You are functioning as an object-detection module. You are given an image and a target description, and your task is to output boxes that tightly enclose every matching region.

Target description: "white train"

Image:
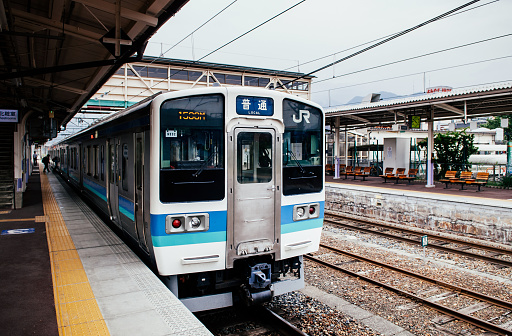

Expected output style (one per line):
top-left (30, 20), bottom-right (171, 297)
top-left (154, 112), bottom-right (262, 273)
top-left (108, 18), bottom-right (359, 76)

top-left (50, 87), bottom-right (324, 311)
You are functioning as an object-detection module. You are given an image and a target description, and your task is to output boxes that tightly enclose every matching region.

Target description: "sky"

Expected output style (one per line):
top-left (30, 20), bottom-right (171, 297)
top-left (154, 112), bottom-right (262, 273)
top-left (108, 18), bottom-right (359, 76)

top-left (144, 0), bottom-right (512, 108)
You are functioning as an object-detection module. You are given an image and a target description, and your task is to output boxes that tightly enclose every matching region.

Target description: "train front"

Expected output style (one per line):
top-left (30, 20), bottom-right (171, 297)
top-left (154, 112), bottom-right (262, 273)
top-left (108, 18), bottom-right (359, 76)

top-left (149, 88), bottom-right (324, 311)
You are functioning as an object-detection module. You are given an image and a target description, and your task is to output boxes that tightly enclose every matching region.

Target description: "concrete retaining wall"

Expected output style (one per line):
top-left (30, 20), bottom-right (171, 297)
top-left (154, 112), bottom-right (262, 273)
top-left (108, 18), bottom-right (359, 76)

top-left (326, 185), bottom-right (512, 245)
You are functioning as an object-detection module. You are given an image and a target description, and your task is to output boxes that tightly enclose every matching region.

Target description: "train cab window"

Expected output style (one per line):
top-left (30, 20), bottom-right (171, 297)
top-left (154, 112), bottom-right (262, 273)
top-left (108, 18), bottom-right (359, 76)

top-left (159, 94), bottom-right (225, 202)
top-left (282, 99), bottom-right (323, 195)
top-left (237, 132), bottom-right (272, 184)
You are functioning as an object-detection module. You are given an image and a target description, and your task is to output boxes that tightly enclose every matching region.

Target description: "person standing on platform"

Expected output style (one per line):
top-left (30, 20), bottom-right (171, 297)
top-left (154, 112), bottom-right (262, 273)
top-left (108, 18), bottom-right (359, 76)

top-left (42, 154), bottom-right (50, 173)
top-left (33, 152), bottom-right (38, 166)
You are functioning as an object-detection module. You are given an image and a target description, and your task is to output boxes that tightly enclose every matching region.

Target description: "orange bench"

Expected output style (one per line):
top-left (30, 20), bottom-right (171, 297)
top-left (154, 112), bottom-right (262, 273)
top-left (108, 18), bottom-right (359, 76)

top-left (465, 172), bottom-right (489, 191)
top-left (355, 166), bottom-right (371, 181)
top-left (398, 168), bottom-right (418, 184)
top-left (439, 170), bottom-right (457, 188)
top-left (384, 168), bottom-right (406, 183)
top-left (452, 171), bottom-right (474, 190)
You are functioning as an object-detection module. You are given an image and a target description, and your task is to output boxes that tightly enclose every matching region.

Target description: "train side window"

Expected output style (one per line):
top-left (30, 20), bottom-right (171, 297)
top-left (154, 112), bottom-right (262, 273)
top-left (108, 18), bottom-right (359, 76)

top-left (109, 145), bottom-right (115, 184)
top-left (86, 146), bottom-right (91, 175)
top-left (93, 145), bottom-right (98, 178)
top-left (100, 145), bottom-right (105, 181)
top-left (122, 143), bottom-right (128, 191)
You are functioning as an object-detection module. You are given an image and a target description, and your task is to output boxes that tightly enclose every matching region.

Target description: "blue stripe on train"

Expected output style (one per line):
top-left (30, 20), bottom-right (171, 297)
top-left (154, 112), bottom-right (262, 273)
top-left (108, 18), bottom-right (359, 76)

top-left (83, 178), bottom-right (107, 202)
top-left (150, 201), bottom-right (324, 247)
top-left (118, 195), bottom-right (135, 221)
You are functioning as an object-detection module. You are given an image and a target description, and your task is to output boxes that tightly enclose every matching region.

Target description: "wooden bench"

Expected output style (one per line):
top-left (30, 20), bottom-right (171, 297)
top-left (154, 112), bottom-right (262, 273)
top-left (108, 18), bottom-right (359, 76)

top-left (452, 171), bottom-right (474, 190)
top-left (326, 164), bottom-right (334, 175)
top-left (398, 168), bottom-right (418, 184)
top-left (465, 172), bottom-right (489, 191)
top-left (343, 166), bottom-right (354, 179)
top-left (385, 168), bottom-right (406, 183)
top-left (346, 166), bottom-right (362, 179)
top-left (439, 170), bottom-right (457, 188)
top-left (379, 167), bottom-right (394, 182)
top-left (355, 166), bottom-right (371, 181)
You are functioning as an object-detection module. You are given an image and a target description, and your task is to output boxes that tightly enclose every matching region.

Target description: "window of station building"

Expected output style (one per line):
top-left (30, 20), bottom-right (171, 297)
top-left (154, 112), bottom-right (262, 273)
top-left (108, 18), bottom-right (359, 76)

top-left (244, 76), bottom-right (259, 86)
top-left (115, 67), bottom-right (125, 76)
top-left (170, 69), bottom-right (188, 81)
top-left (188, 71), bottom-right (207, 82)
top-left (213, 73), bottom-right (225, 84)
top-left (132, 66), bottom-right (148, 77)
top-left (258, 77), bottom-right (270, 87)
top-left (147, 67), bottom-right (168, 79)
top-left (225, 74), bottom-right (242, 85)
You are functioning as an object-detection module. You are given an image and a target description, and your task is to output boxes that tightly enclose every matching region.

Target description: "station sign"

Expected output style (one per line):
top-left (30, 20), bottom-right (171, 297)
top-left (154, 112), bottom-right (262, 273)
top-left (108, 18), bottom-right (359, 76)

top-left (236, 96), bottom-right (274, 116)
top-left (421, 235), bottom-right (428, 247)
top-left (1, 228), bottom-right (35, 235)
top-left (0, 109), bottom-right (18, 123)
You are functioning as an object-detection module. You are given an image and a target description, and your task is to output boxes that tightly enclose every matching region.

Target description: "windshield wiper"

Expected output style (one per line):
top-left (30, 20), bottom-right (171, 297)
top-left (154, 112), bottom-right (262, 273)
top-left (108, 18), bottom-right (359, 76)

top-left (287, 149), bottom-right (306, 174)
top-left (193, 151), bottom-right (217, 178)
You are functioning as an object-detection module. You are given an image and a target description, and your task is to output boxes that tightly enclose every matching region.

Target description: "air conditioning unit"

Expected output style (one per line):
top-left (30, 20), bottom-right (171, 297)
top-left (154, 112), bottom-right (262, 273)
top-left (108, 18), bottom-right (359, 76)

top-left (392, 124), bottom-right (408, 131)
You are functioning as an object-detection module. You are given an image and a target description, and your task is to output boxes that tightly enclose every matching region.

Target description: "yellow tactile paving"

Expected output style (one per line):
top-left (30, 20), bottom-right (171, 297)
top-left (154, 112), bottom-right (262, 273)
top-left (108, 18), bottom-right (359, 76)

top-left (40, 172), bottom-right (110, 336)
top-left (0, 218), bottom-right (36, 223)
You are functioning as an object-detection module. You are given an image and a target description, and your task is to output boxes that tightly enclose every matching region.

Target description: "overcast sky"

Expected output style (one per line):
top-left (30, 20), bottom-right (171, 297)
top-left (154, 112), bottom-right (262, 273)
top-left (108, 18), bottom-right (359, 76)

top-left (144, 0), bottom-right (512, 108)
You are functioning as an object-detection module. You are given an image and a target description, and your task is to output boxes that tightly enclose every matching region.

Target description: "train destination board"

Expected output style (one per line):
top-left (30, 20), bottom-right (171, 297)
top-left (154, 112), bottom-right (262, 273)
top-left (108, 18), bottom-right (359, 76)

top-left (236, 96), bottom-right (274, 116)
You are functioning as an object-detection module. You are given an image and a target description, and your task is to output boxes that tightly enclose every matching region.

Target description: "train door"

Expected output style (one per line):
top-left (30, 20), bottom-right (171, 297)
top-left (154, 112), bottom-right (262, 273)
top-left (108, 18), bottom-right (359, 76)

top-left (134, 133), bottom-right (148, 251)
top-left (79, 144), bottom-right (84, 186)
top-left (231, 128), bottom-right (276, 258)
top-left (107, 139), bottom-right (120, 226)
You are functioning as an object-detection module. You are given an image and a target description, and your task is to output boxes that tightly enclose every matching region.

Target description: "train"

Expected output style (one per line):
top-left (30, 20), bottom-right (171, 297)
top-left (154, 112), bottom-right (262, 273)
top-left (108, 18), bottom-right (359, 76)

top-left (49, 87), bottom-right (325, 312)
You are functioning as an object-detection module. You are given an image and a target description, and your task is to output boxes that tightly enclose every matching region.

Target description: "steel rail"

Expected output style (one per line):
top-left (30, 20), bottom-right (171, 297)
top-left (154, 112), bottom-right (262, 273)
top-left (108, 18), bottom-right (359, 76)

top-left (253, 306), bottom-right (308, 336)
top-left (325, 211), bottom-right (512, 257)
top-left (305, 255), bottom-right (512, 335)
top-left (324, 217), bottom-right (512, 268)
top-left (320, 243), bottom-right (512, 310)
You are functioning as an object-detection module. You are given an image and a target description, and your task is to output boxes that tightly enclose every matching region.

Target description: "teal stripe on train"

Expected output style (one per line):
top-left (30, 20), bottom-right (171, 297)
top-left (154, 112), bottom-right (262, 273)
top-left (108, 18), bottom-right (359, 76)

top-left (83, 178), bottom-right (107, 202)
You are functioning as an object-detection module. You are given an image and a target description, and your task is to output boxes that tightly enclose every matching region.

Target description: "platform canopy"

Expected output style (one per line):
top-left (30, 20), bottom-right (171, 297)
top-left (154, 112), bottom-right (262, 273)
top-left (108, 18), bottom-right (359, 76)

top-left (0, 0), bottom-right (188, 142)
top-left (326, 82), bottom-right (512, 130)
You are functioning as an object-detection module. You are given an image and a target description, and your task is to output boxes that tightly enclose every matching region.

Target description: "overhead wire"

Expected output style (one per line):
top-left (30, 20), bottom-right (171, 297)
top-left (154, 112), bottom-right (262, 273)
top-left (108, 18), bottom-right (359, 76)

top-left (281, 0), bottom-right (500, 72)
top-left (313, 33), bottom-right (512, 85)
top-left (126, 0), bottom-right (306, 102)
top-left (312, 55), bottom-right (512, 94)
top-left (276, 0), bottom-right (482, 89)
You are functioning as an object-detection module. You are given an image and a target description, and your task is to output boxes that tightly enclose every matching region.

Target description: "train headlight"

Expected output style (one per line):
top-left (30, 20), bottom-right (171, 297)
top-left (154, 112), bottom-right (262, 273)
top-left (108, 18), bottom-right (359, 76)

top-left (165, 213), bottom-right (209, 234)
top-left (293, 203), bottom-right (320, 221)
top-left (296, 207), bottom-right (305, 218)
top-left (190, 216), bottom-right (201, 228)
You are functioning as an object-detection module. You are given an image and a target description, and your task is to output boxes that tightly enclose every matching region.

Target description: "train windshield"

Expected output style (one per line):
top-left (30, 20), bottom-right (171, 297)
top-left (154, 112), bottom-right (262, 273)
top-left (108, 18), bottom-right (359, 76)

top-left (159, 94), bottom-right (225, 202)
top-left (282, 99), bottom-right (323, 195)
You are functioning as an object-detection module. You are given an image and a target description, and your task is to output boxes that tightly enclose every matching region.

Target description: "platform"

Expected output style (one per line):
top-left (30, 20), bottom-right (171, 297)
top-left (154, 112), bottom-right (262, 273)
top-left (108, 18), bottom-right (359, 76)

top-left (325, 175), bottom-right (512, 244)
top-left (0, 167), bottom-right (212, 336)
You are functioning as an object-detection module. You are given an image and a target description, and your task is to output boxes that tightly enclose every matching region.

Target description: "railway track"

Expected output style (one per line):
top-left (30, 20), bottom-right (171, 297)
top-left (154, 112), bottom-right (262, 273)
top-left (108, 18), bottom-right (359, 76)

top-left (197, 305), bottom-right (308, 336)
top-left (306, 244), bottom-right (512, 335)
top-left (325, 211), bottom-right (512, 269)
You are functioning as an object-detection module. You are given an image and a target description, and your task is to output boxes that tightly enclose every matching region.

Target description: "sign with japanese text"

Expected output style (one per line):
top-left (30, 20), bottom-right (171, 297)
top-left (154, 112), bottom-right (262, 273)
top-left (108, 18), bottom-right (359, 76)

top-left (236, 96), bottom-right (273, 116)
top-left (0, 109), bottom-right (18, 123)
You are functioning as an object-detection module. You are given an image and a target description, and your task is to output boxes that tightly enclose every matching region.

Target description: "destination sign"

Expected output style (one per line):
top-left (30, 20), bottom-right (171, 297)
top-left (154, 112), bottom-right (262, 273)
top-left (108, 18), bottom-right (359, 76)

top-left (178, 111), bottom-right (206, 121)
top-left (236, 96), bottom-right (273, 116)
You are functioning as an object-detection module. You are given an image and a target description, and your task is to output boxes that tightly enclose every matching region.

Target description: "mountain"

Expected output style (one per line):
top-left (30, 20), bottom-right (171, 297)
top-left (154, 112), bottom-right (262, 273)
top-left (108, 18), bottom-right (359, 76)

top-left (347, 91), bottom-right (399, 104)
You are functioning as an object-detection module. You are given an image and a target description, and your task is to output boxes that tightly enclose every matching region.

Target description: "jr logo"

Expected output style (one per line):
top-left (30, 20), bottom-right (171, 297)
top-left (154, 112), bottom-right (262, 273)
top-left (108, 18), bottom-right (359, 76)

top-left (292, 110), bottom-right (311, 124)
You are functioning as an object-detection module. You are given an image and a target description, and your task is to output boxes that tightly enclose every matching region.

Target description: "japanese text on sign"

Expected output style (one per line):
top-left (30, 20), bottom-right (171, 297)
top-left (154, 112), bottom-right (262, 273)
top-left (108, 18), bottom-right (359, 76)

top-left (236, 96), bottom-right (274, 116)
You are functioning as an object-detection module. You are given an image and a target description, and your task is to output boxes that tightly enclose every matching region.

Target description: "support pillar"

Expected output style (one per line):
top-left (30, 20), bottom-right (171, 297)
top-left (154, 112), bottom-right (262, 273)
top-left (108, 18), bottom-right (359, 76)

top-left (426, 109), bottom-right (435, 188)
top-left (334, 117), bottom-right (340, 179)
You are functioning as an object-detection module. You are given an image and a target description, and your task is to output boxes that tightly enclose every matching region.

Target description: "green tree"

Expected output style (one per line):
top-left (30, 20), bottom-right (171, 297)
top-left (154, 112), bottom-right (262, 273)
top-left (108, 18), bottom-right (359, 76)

top-left (481, 115), bottom-right (512, 138)
top-left (418, 129), bottom-right (478, 178)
